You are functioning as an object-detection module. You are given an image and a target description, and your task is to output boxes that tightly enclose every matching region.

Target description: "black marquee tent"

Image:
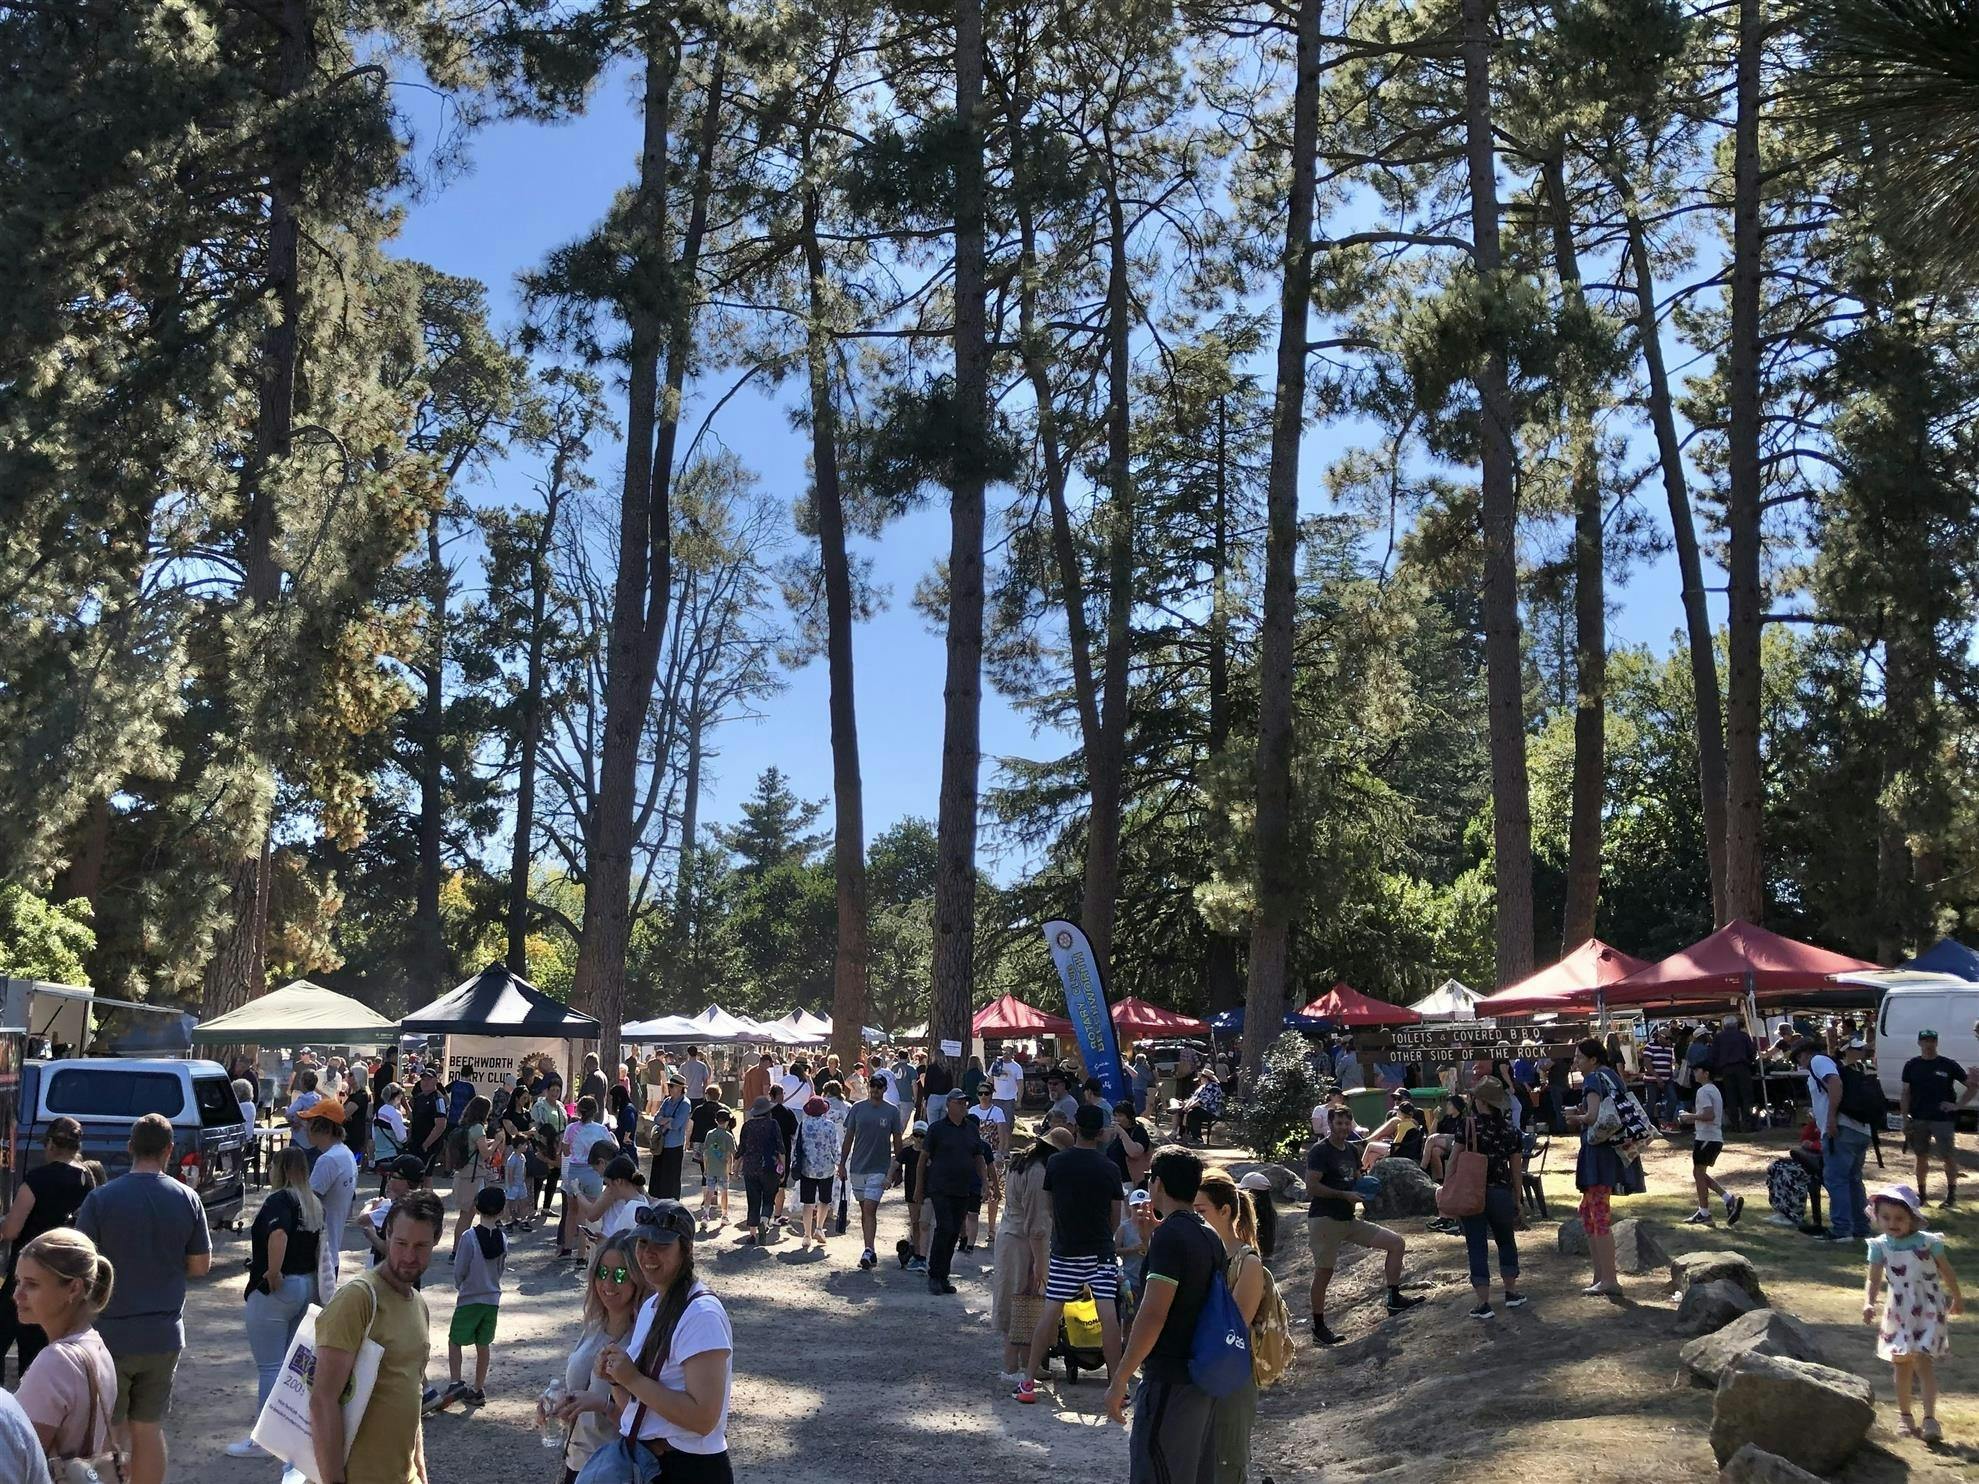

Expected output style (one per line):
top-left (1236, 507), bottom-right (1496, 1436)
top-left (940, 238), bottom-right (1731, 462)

top-left (399, 962), bottom-right (602, 1037)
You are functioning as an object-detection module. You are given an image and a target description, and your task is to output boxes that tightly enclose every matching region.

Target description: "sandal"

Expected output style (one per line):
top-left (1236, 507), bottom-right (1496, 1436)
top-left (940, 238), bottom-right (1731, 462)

top-left (1897, 1415), bottom-right (1920, 1438)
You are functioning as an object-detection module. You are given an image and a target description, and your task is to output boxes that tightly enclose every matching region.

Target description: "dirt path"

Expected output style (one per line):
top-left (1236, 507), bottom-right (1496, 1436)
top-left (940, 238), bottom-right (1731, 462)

top-left (175, 1184), bottom-right (1130, 1484)
top-left (160, 1131), bottom-right (1978, 1483)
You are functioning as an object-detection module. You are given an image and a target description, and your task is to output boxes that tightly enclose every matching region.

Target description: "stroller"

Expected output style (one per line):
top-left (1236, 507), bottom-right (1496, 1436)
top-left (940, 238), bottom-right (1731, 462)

top-left (1039, 1285), bottom-right (1129, 1384)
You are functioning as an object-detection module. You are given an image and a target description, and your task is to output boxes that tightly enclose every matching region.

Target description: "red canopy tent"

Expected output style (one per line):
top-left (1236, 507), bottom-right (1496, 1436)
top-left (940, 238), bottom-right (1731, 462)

top-left (1601, 920), bottom-right (1879, 1008)
top-left (1474, 938), bottom-right (1652, 1018)
top-left (973, 993), bottom-right (1074, 1037)
top-left (1296, 983), bottom-right (1422, 1026)
top-left (1110, 997), bottom-right (1209, 1036)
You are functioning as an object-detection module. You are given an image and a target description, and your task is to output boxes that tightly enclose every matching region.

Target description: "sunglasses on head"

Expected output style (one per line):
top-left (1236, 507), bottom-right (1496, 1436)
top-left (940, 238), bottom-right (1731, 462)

top-left (594, 1263), bottom-right (631, 1283)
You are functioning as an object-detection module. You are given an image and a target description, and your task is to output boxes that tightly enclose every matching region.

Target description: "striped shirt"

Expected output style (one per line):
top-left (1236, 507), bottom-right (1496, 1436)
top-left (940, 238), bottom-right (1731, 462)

top-left (1642, 1043), bottom-right (1675, 1079)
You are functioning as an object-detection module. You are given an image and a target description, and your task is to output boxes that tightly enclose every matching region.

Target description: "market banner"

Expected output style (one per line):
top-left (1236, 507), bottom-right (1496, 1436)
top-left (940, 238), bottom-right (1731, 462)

top-left (1043, 919), bottom-right (1128, 1108)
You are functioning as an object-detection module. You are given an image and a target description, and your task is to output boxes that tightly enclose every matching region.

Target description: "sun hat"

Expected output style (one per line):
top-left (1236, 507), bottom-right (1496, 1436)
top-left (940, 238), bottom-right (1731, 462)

top-left (748, 1096), bottom-right (773, 1117)
top-left (1470, 1077), bottom-right (1511, 1114)
top-left (1866, 1183), bottom-right (1925, 1221)
top-left (1044, 1127), bottom-right (1075, 1150)
top-left (803, 1095), bottom-right (828, 1117)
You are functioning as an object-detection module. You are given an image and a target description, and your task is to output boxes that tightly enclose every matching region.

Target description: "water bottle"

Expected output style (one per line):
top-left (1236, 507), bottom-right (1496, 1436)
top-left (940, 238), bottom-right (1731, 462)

top-left (541, 1380), bottom-right (569, 1450)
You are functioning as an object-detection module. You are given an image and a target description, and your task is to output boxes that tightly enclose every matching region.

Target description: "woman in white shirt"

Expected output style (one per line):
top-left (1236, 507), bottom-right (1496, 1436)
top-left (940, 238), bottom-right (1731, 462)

top-left (602, 1200), bottom-right (733, 1481)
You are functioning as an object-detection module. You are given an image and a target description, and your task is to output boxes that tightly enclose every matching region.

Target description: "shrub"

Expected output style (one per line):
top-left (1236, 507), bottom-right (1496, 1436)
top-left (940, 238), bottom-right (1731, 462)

top-left (1230, 1030), bottom-right (1330, 1163)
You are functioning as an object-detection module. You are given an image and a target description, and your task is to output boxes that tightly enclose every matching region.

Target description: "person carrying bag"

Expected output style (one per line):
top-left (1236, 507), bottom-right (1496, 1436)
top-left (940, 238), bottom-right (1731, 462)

top-left (49, 1362), bottom-right (122, 1484)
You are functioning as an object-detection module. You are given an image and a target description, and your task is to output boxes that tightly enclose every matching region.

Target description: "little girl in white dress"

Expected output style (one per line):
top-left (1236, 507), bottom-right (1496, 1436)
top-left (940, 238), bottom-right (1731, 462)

top-left (1863, 1184), bottom-right (1964, 1442)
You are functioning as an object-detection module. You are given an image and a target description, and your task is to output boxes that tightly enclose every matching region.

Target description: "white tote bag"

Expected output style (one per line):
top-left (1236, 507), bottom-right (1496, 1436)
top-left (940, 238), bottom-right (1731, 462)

top-left (250, 1283), bottom-right (385, 1483)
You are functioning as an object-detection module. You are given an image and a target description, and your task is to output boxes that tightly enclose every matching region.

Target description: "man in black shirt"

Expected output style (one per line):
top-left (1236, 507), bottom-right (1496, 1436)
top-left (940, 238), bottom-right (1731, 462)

top-left (1016, 1105), bottom-right (1125, 1401)
top-left (1104, 1144), bottom-right (1224, 1484)
top-left (915, 1089), bottom-right (988, 1294)
top-left (1901, 1030), bottom-right (1970, 1207)
top-left (407, 1067), bottom-right (449, 1170)
top-left (768, 1086), bottom-right (799, 1227)
top-left (919, 1055), bottom-right (956, 1119)
top-left (1305, 1105), bottom-right (1422, 1345)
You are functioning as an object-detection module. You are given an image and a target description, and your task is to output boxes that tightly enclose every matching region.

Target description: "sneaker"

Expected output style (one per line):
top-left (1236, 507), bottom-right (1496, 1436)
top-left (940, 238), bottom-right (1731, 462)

top-left (1824, 1231), bottom-right (1856, 1243)
top-left (427, 1381), bottom-right (470, 1414)
top-left (465, 1387), bottom-right (486, 1406)
top-left (1467, 1303), bottom-right (1495, 1321)
top-left (224, 1438), bottom-right (262, 1458)
top-left (1385, 1292), bottom-right (1425, 1314)
top-left (1683, 1210), bottom-right (1712, 1226)
top-left (1311, 1320), bottom-right (1345, 1346)
top-left (1013, 1379), bottom-right (1037, 1404)
top-left (1763, 1213), bottom-right (1795, 1227)
top-left (1921, 1417), bottom-right (1943, 1443)
top-left (998, 1369), bottom-right (1028, 1385)
top-left (1799, 1222), bottom-right (1828, 1236)
top-left (1503, 1292), bottom-right (1528, 1309)
top-left (860, 1248), bottom-right (876, 1270)
top-left (1938, 1197), bottom-right (1958, 1211)
top-left (1725, 1195), bottom-right (1745, 1225)
top-left (907, 1256), bottom-right (928, 1273)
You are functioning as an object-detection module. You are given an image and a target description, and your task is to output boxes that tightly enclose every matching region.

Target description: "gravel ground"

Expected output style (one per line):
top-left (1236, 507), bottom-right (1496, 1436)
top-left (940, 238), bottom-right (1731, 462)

top-left (171, 1180), bottom-right (1136, 1484)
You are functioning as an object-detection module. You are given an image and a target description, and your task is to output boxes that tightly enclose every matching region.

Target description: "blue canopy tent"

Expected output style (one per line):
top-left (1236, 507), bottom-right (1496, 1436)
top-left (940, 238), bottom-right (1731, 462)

top-left (1903, 939), bottom-right (1979, 981)
top-left (1209, 1007), bottom-right (1331, 1038)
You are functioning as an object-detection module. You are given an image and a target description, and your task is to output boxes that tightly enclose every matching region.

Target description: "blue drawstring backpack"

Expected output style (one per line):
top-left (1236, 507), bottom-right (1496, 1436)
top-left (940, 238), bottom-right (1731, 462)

top-left (1189, 1268), bottom-right (1253, 1398)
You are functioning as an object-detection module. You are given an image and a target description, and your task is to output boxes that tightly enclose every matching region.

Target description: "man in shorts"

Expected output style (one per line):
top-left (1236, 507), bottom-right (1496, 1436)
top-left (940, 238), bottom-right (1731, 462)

top-left (1902, 1029), bottom-right (1969, 1207)
top-left (1304, 1105), bottom-right (1422, 1346)
top-left (73, 1113), bottom-right (212, 1484)
top-left (839, 1072), bottom-right (905, 1269)
top-left (1015, 1105), bottom-right (1124, 1402)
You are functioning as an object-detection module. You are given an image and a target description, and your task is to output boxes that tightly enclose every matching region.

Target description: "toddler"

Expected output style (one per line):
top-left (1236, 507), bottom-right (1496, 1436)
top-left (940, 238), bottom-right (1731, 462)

top-left (1863, 1183), bottom-right (1963, 1441)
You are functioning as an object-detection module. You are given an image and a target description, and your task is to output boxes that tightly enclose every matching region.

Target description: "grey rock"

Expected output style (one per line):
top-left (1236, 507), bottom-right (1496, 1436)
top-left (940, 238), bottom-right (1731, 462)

top-left (1671, 1250), bottom-right (1768, 1306)
top-left (1556, 1217), bottom-right (1590, 1256)
top-left (1710, 1352), bottom-right (1875, 1474)
top-left (1719, 1444), bottom-right (1826, 1484)
top-left (1227, 1162), bottom-right (1304, 1202)
top-left (1681, 1309), bottom-right (1828, 1388)
top-left (1614, 1218), bottom-right (1671, 1274)
top-left (1678, 1278), bottom-right (1762, 1336)
top-left (1360, 1157), bottom-right (1440, 1220)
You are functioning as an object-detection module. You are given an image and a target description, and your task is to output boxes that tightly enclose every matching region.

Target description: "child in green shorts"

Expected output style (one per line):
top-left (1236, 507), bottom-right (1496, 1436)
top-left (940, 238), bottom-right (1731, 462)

top-left (701, 1108), bottom-right (736, 1227)
top-left (438, 1185), bottom-right (509, 1408)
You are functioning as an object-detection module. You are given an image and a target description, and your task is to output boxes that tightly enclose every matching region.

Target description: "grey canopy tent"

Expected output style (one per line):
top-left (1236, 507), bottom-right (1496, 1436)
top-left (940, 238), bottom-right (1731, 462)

top-left (192, 980), bottom-right (399, 1046)
top-left (399, 962), bottom-right (602, 1037)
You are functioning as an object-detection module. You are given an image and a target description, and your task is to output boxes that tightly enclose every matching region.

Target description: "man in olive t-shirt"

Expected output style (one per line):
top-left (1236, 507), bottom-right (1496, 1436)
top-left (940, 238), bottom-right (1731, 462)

top-left (311, 1190), bottom-right (443, 1484)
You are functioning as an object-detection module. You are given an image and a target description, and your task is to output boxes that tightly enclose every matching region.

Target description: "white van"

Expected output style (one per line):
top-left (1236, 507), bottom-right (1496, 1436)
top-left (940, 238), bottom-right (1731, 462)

top-left (1874, 978), bottom-right (1979, 1116)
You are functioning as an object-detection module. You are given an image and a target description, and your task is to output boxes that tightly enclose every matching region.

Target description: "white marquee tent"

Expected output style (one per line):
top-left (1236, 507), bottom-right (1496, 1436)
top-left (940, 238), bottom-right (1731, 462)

top-left (1407, 978), bottom-right (1484, 1022)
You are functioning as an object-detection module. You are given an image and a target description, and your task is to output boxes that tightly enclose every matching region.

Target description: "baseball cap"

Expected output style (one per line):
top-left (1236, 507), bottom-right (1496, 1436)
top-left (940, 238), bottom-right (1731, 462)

top-left (632, 1199), bottom-right (697, 1244)
top-left (386, 1154), bottom-right (428, 1183)
top-left (946, 1087), bottom-right (968, 1102)
top-left (911, 1119), bottom-right (929, 1134)
top-left (1074, 1104), bottom-right (1106, 1135)
top-left (1127, 1189), bottom-right (1152, 1207)
top-left (304, 1100), bottom-right (347, 1125)
top-left (1919, 1028), bottom-right (1939, 1041)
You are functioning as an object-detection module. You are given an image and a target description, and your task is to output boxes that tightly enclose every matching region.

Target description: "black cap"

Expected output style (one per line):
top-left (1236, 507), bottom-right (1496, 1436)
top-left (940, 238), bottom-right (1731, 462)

top-left (387, 1154), bottom-right (427, 1183)
top-left (1074, 1104), bottom-right (1106, 1135)
top-left (632, 1199), bottom-right (697, 1244)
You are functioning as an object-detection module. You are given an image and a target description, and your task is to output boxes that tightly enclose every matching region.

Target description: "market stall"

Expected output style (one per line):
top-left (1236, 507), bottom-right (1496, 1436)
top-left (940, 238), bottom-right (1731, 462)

top-left (1473, 938), bottom-right (1651, 1019)
top-left (1407, 978), bottom-right (1482, 1022)
top-left (192, 980), bottom-right (399, 1048)
top-left (399, 962), bottom-right (603, 1103)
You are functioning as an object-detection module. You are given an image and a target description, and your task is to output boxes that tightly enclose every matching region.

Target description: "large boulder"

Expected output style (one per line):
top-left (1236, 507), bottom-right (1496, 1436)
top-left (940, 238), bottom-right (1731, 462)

top-left (1679, 1279), bottom-right (1762, 1336)
top-left (1710, 1353), bottom-right (1875, 1475)
top-left (1227, 1162), bottom-right (1306, 1204)
top-left (1361, 1157), bottom-right (1439, 1220)
top-left (1719, 1445), bottom-right (1826, 1484)
top-left (1671, 1250), bottom-right (1768, 1306)
top-left (1614, 1218), bottom-right (1671, 1274)
top-left (1681, 1310), bottom-right (1828, 1388)
top-left (1557, 1217), bottom-right (1590, 1256)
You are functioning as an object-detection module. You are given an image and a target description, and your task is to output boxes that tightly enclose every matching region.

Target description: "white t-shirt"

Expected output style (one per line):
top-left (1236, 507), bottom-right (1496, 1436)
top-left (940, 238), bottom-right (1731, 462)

top-left (778, 1075), bottom-right (814, 1109)
top-left (566, 1120), bottom-right (616, 1176)
top-left (598, 1196), bottom-right (651, 1239)
top-left (621, 1286), bottom-right (733, 1454)
top-left (990, 1059), bottom-right (1022, 1101)
top-left (376, 1104), bottom-right (407, 1144)
top-left (1691, 1082), bottom-right (1724, 1145)
top-left (967, 1104), bottom-right (1008, 1133)
top-left (310, 1141), bottom-right (360, 1294)
top-left (1806, 1055), bottom-right (1871, 1136)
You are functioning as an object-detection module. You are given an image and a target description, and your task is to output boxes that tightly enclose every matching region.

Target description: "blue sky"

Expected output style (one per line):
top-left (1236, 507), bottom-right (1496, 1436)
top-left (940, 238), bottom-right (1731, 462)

top-left (391, 73), bottom-right (1710, 861)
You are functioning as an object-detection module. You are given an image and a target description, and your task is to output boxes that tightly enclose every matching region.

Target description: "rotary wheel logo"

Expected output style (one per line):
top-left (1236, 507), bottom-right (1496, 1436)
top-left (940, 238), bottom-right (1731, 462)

top-left (1054, 930), bottom-right (1074, 950)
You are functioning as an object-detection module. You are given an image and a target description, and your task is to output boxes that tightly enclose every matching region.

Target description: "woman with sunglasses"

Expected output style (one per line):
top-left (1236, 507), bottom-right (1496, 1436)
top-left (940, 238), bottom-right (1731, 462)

top-left (545, 1233), bottom-right (650, 1484)
top-left (599, 1199), bottom-right (733, 1481)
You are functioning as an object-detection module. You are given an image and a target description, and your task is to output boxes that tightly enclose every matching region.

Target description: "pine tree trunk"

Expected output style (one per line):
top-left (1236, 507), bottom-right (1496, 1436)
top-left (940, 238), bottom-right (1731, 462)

top-left (1206, 396), bottom-right (1242, 1012)
top-left (202, 0), bottom-right (310, 1021)
top-left (1722, 0), bottom-right (1767, 924)
top-left (931, 0), bottom-right (989, 1054)
top-left (570, 32), bottom-right (724, 1066)
top-left (1243, 0), bottom-right (1322, 1076)
top-left (1874, 630), bottom-right (1926, 961)
top-left (1616, 180), bottom-right (1731, 924)
top-left (802, 184), bottom-right (871, 1073)
top-left (506, 491), bottom-right (560, 977)
top-left (1545, 157), bottom-right (1604, 952)
top-left (1461, 0), bottom-right (1534, 985)
top-left (1082, 181), bottom-right (1136, 978)
top-left (415, 514), bottom-right (449, 992)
